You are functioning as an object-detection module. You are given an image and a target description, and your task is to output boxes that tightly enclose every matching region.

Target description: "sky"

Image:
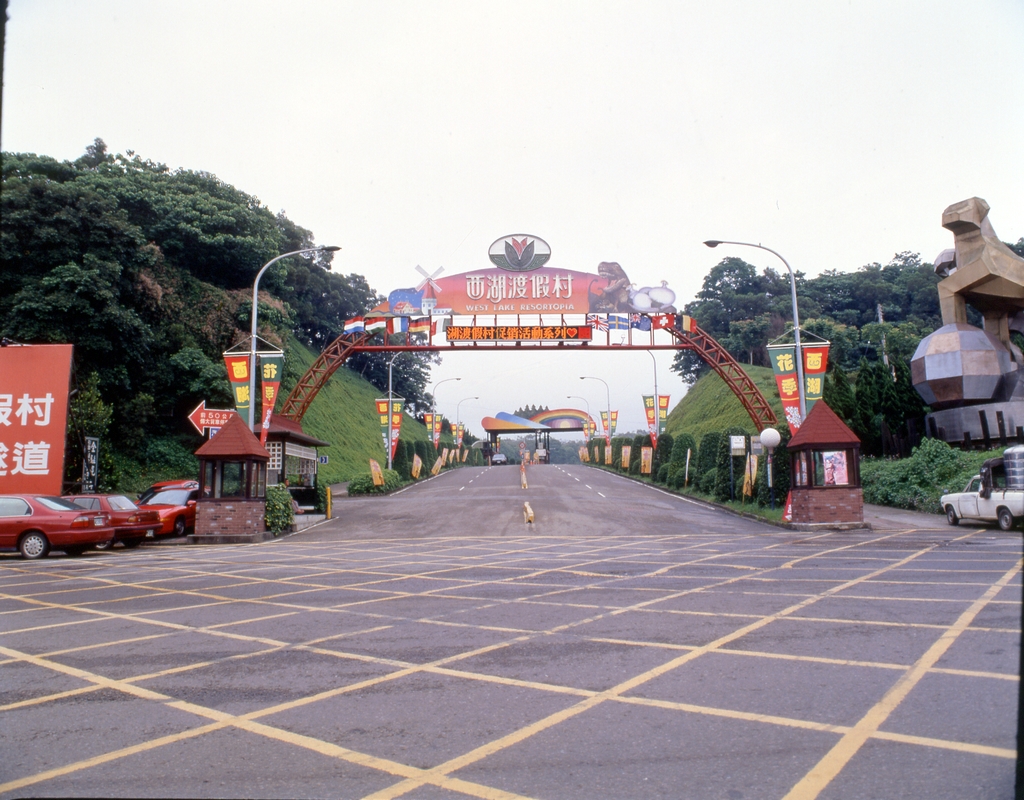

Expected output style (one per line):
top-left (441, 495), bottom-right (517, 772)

top-left (3, 1), bottom-right (1023, 437)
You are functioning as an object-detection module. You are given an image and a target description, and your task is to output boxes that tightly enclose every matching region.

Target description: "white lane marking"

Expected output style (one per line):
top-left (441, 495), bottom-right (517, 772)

top-left (459, 487), bottom-right (465, 491)
top-left (598, 492), bottom-right (606, 497)
top-left (575, 478), bottom-right (580, 482)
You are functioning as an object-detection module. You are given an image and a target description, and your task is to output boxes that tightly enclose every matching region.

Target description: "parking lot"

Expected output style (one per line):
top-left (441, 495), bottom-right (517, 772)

top-left (1, 465), bottom-right (1021, 798)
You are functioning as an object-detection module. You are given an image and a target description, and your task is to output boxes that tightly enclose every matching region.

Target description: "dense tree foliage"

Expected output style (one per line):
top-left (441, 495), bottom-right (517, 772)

top-left (1, 140), bottom-right (423, 485)
top-left (672, 252), bottom-right (946, 384)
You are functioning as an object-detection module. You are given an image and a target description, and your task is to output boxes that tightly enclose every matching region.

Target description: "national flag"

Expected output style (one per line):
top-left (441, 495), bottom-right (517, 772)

top-left (387, 317), bottom-right (409, 334)
top-left (343, 316), bottom-right (364, 334)
top-left (651, 313), bottom-right (675, 329)
top-left (365, 317), bottom-right (387, 333)
top-left (607, 315), bottom-right (630, 330)
top-left (408, 317), bottom-right (431, 334)
top-left (630, 314), bottom-right (652, 331)
top-left (677, 314), bottom-right (697, 333)
top-left (586, 314), bottom-right (609, 332)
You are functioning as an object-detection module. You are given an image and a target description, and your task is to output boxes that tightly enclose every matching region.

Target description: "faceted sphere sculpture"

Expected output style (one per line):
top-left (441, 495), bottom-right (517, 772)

top-left (911, 323), bottom-right (1015, 408)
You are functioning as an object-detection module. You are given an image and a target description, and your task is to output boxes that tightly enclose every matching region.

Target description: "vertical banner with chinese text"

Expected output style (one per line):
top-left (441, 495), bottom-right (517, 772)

top-left (768, 345), bottom-right (802, 433)
top-left (456, 423), bottom-right (464, 447)
top-left (642, 396), bottom-right (658, 447)
top-left (658, 395), bottom-right (670, 435)
top-left (388, 400), bottom-right (404, 459)
top-left (641, 446), bottom-right (653, 475)
top-left (802, 344), bottom-right (830, 415)
top-left (600, 410), bottom-right (609, 443)
top-left (621, 445), bottom-right (632, 469)
top-left (0, 344), bottom-right (73, 495)
top-left (223, 355), bottom-right (251, 420)
top-left (258, 354), bottom-right (284, 445)
top-left (432, 414), bottom-right (442, 447)
top-left (610, 411), bottom-right (618, 436)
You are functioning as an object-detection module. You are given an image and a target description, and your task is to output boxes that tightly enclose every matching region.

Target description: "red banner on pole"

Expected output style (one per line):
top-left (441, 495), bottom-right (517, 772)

top-left (768, 344), bottom-right (802, 434)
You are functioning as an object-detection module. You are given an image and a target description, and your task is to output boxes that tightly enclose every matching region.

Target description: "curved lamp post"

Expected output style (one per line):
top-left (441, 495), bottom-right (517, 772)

top-left (386, 352), bottom-right (404, 470)
top-left (703, 240), bottom-right (806, 421)
top-left (250, 246), bottom-right (340, 428)
top-left (567, 394), bottom-right (591, 438)
top-left (580, 376), bottom-right (611, 442)
top-left (456, 396), bottom-right (479, 447)
top-left (431, 377), bottom-right (462, 414)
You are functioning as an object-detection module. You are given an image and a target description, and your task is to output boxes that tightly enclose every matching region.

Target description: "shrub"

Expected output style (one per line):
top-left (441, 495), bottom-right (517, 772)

top-left (393, 439), bottom-right (412, 480)
top-left (860, 437), bottom-right (981, 513)
top-left (657, 463), bottom-right (671, 484)
top-left (265, 485), bottom-right (294, 534)
top-left (347, 469), bottom-right (402, 496)
top-left (697, 432), bottom-right (722, 477)
top-left (755, 427), bottom-right (791, 508)
top-left (698, 467), bottom-right (717, 494)
top-left (713, 427), bottom-right (749, 502)
top-left (315, 482), bottom-right (329, 514)
top-left (630, 434), bottom-right (648, 475)
top-left (652, 434), bottom-right (673, 483)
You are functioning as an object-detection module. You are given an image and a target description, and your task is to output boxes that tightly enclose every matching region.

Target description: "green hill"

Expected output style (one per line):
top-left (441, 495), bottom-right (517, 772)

top-left (281, 336), bottom-right (431, 484)
top-left (665, 365), bottom-right (784, 440)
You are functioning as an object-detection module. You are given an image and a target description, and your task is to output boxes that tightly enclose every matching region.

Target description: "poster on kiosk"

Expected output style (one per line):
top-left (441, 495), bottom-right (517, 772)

top-left (0, 345), bottom-right (74, 495)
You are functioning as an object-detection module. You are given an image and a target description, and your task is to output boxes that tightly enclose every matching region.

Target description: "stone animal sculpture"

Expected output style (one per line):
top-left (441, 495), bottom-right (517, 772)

top-left (935, 197), bottom-right (1024, 347)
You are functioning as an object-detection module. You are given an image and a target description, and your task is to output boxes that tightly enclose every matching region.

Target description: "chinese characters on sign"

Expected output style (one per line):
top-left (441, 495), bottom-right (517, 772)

top-left (259, 354), bottom-right (285, 445)
top-left (0, 344), bottom-right (73, 494)
top-left (375, 399), bottom-right (405, 459)
top-left (768, 343), bottom-right (831, 434)
top-left (82, 437), bottom-right (100, 493)
top-left (445, 325), bottom-right (593, 343)
top-left (223, 355), bottom-right (251, 419)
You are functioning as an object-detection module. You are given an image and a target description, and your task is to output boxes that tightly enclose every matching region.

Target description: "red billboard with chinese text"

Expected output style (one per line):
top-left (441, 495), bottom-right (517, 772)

top-left (0, 345), bottom-right (74, 494)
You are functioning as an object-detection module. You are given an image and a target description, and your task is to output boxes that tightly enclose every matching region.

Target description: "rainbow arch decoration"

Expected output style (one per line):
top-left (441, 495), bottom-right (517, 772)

top-left (479, 408), bottom-right (595, 434)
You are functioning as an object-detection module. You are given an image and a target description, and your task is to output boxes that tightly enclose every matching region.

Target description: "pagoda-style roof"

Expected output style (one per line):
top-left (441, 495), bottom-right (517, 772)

top-left (253, 413), bottom-right (330, 448)
top-left (787, 401), bottom-right (861, 450)
top-left (196, 413), bottom-right (270, 459)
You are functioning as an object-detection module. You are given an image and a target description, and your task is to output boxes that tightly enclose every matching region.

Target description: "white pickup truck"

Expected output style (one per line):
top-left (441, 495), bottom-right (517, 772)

top-left (940, 456), bottom-right (1024, 530)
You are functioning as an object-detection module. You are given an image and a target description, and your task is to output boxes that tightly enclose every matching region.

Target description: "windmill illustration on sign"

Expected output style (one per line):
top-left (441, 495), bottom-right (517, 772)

top-left (416, 265), bottom-right (443, 314)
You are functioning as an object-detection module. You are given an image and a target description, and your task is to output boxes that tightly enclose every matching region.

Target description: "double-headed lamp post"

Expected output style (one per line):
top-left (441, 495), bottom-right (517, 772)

top-left (580, 376), bottom-right (611, 442)
top-left (249, 245), bottom-right (340, 428)
top-left (703, 240), bottom-right (806, 421)
top-left (567, 395), bottom-right (591, 438)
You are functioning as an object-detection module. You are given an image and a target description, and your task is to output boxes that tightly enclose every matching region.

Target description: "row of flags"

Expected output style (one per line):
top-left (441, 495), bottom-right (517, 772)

top-left (345, 316), bottom-right (435, 335)
top-left (343, 313), bottom-right (698, 336)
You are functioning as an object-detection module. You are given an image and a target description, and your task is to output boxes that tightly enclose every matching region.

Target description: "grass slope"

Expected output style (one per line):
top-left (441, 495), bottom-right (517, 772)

top-left (281, 337), bottom-right (429, 484)
top-left (665, 365), bottom-right (784, 439)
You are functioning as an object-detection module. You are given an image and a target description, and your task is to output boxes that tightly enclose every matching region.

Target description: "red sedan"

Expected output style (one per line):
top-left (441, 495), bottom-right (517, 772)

top-left (0, 495), bottom-right (114, 559)
top-left (137, 480), bottom-right (199, 537)
top-left (63, 494), bottom-right (160, 549)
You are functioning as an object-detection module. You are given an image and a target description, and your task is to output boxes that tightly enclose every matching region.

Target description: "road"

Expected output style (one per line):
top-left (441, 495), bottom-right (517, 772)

top-left (1, 464), bottom-right (1020, 799)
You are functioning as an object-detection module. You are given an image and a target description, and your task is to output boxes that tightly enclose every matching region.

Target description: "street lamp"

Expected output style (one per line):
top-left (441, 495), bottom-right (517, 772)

top-left (648, 351), bottom-right (658, 441)
top-left (249, 245), bottom-right (340, 428)
top-left (760, 426), bottom-right (782, 510)
top-left (387, 352), bottom-right (404, 470)
top-left (580, 376), bottom-right (611, 443)
top-left (456, 396), bottom-right (479, 447)
top-left (703, 240), bottom-right (806, 421)
top-left (567, 394), bottom-right (591, 438)
top-left (430, 377), bottom-right (461, 446)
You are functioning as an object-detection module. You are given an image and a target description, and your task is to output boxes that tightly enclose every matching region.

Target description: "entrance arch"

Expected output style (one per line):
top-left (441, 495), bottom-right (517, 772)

top-left (279, 321), bottom-right (777, 430)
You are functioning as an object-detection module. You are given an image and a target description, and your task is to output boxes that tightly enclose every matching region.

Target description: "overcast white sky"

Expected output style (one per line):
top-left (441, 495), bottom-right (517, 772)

top-left (3, 1), bottom-right (1022, 436)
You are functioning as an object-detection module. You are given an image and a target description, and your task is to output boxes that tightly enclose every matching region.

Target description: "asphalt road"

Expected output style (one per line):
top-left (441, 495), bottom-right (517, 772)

top-left (1, 464), bottom-right (1020, 799)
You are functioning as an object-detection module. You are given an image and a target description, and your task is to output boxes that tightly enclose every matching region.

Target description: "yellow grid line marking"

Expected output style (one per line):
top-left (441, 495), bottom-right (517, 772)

top-left (363, 530), bottom-right (986, 799)
top-left (781, 558), bottom-right (1022, 800)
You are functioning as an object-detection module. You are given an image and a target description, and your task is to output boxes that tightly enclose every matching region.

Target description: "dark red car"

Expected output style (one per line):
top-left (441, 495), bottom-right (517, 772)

top-left (0, 495), bottom-right (114, 559)
top-left (63, 494), bottom-right (160, 549)
top-left (137, 480), bottom-right (199, 537)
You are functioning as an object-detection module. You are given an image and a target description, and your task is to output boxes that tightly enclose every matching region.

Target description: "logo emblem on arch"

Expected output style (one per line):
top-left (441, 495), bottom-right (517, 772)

top-left (488, 234), bottom-right (551, 272)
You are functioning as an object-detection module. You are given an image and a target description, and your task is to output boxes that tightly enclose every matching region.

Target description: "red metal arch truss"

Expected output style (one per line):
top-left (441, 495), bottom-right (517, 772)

top-left (279, 324), bottom-right (777, 430)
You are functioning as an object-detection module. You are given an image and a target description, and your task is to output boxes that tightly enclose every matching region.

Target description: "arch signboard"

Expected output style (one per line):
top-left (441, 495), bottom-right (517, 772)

top-left (279, 234), bottom-right (778, 431)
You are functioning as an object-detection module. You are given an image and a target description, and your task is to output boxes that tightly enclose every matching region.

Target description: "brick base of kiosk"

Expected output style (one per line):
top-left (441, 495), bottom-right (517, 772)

top-left (190, 501), bottom-right (273, 544)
